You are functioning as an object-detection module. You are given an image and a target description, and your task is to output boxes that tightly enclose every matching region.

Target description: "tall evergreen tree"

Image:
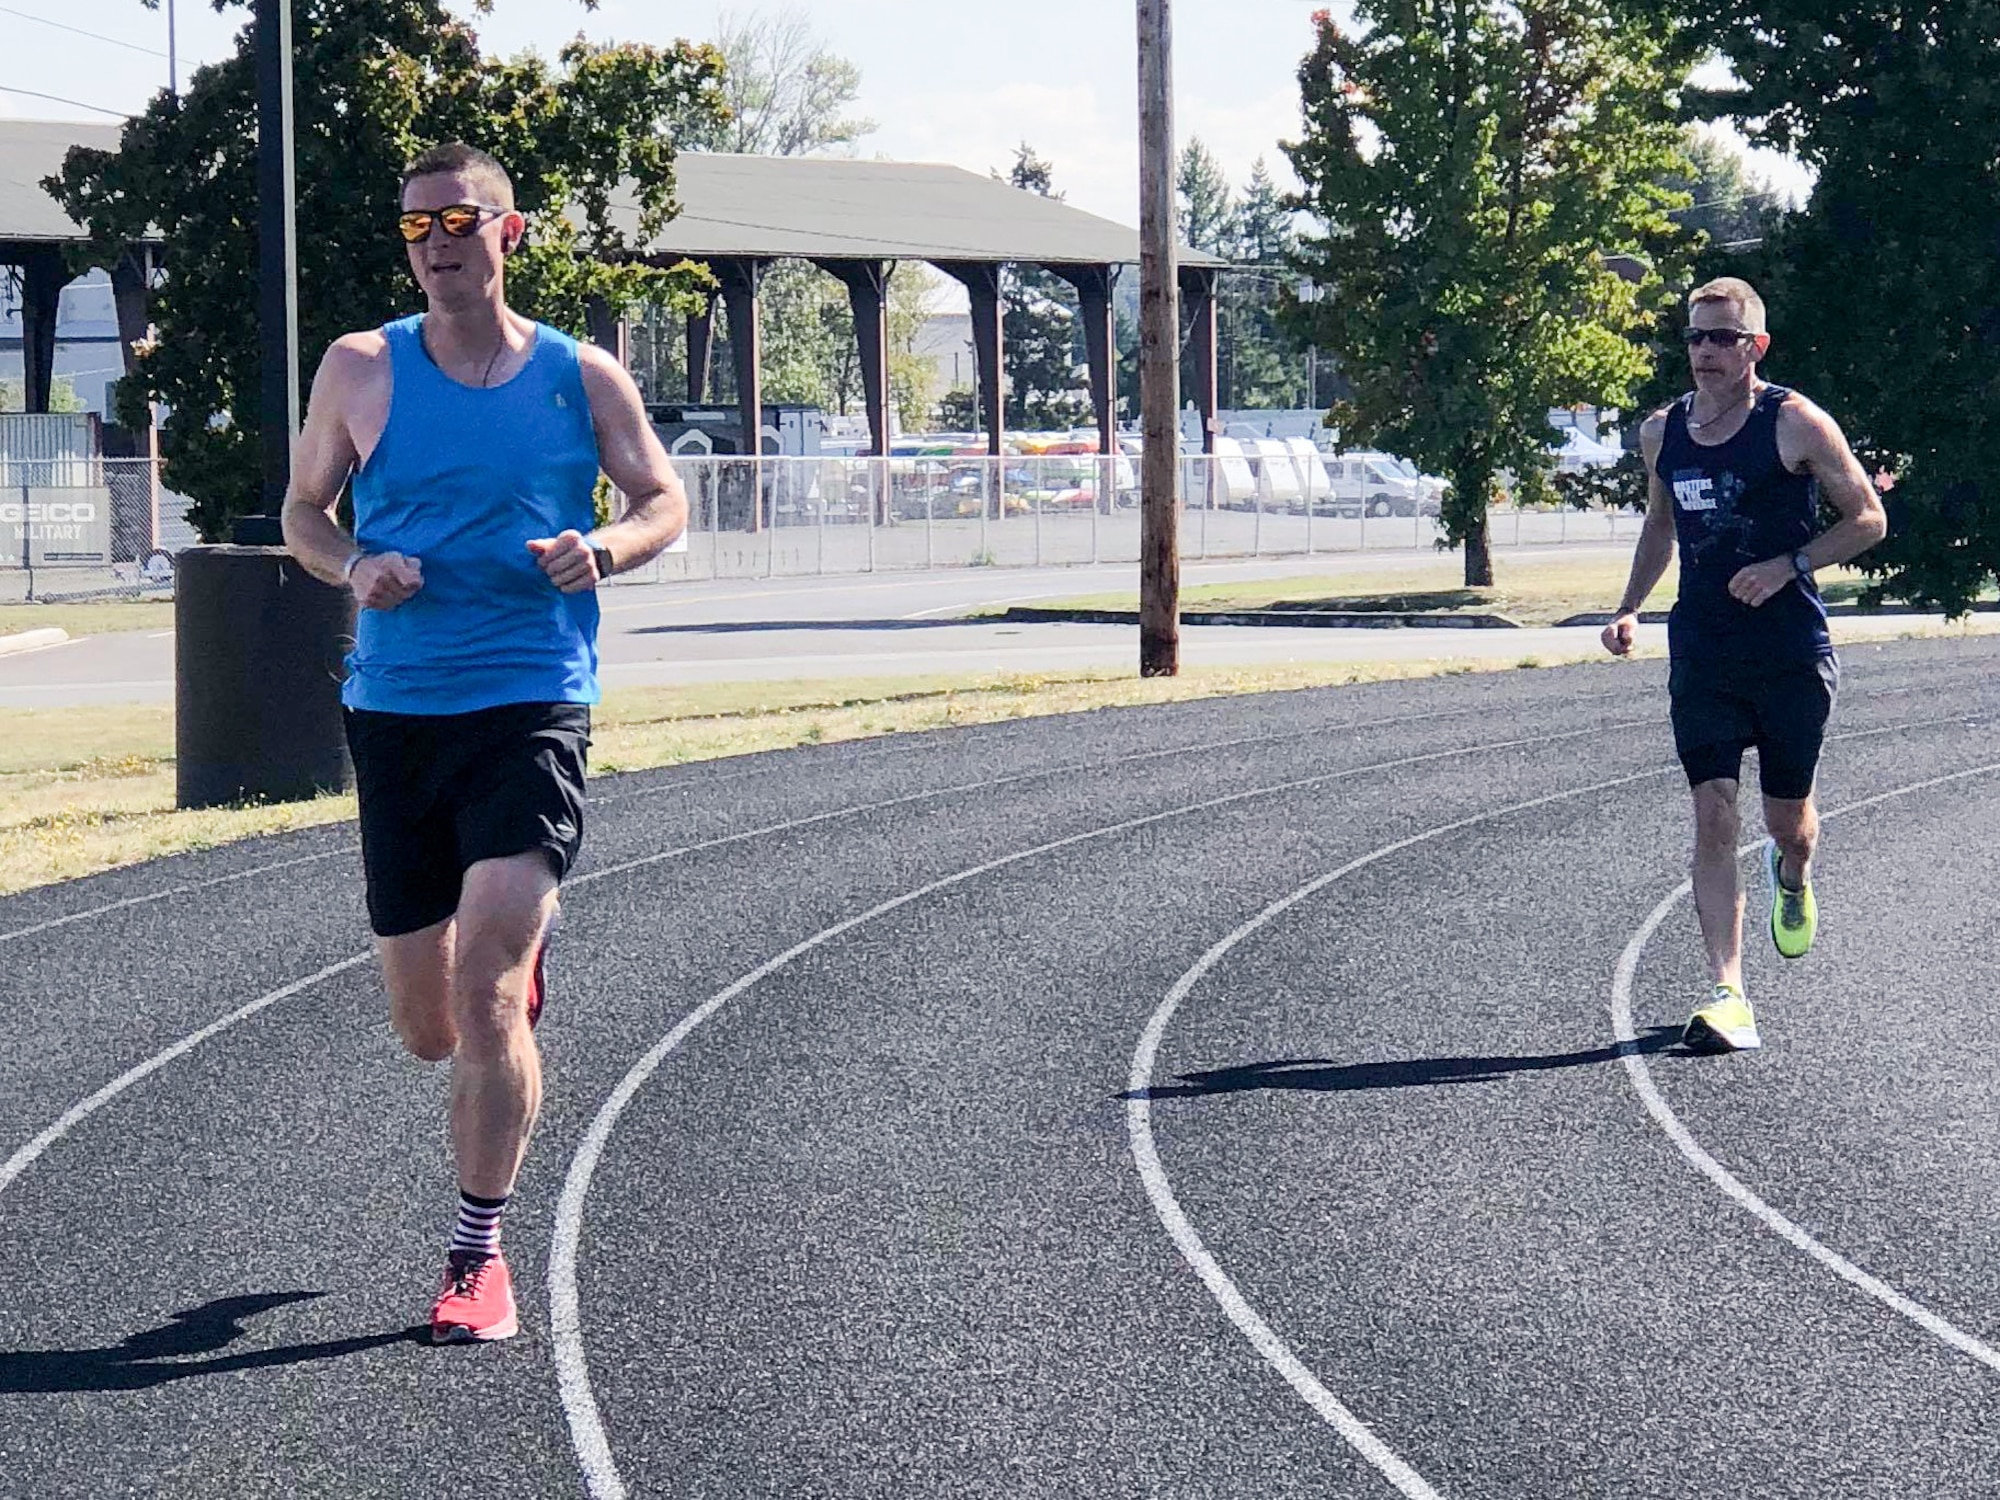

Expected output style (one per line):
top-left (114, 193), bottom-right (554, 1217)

top-left (1176, 139), bottom-right (1236, 256)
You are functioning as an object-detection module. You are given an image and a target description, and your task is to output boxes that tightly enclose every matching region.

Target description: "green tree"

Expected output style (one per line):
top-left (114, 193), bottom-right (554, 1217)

top-left (1000, 144), bottom-right (1089, 430)
top-left (1227, 158), bottom-right (1310, 409)
top-left (1696, 0), bottom-right (2000, 614)
top-left (1285, 2), bottom-right (1694, 584)
top-left (1176, 139), bottom-right (1236, 256)
top-left (48, 0), bottom-right (724, 541)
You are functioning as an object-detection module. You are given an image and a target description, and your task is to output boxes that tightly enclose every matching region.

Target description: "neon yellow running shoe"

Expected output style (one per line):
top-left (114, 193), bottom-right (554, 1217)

top-left (1765, 838), bottom-right (1817, 960)
top-left (1684, 982), bottom-right (1760, 1052)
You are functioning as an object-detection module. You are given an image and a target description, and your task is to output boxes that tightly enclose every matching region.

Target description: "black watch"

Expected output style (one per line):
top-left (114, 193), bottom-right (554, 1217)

top-left (1790, 549), bottom-right (1814, 583)
top-left (591, 544), bottom-right (615, 580)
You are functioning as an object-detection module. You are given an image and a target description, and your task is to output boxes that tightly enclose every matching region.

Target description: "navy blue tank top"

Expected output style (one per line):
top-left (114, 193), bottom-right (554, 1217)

top-left (343, 316), bottom-right (603, 714)
top-left (1657, 383), bottom-right (1830, 663)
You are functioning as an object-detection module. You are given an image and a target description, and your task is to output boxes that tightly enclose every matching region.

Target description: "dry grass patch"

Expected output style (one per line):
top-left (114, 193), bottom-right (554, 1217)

top-left (0, 599), bottom-right (177, 639)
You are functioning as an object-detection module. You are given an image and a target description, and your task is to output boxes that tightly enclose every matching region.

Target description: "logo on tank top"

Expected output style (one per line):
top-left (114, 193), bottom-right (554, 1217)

top-left (1673, 473), bottom-right (1716, 511)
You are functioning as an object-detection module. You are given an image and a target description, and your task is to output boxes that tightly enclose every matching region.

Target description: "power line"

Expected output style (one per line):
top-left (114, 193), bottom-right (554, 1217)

top-left (0, 4), bottom-right (168, 58)
top-left (0, 84), bottom-right (128, 118)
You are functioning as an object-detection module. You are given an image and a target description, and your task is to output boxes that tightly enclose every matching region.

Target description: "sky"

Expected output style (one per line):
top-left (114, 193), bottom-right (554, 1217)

top-left (3, 0), bottom-right (1813, 229)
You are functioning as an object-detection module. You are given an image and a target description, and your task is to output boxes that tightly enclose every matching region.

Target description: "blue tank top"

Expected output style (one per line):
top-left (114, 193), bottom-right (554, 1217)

top-left (1657, 383), bottom-right (1830, 664)
top-left (342, 316), bottom-right (603, 714)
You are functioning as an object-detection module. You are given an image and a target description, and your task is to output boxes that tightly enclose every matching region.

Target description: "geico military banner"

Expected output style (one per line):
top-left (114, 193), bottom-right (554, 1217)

top-left (1, 488), bottom-right (114, 567)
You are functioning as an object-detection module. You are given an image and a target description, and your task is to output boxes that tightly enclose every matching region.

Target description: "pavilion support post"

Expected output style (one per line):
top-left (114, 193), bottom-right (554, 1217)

top-left (109, 248), bottom-right (155, 382)
top-left (933, 261), bottom-right (1005, 459)
top-left (715, 257), bottom-right (767, 532)
top-left (106, 246), bottom-right (161, 545)
top-left (1048, 263), bottom-right (1117, 512)
top-left (20, 248), bottom-right (65, 415)
top-left (686, 291), bottom-right (716, 403)
top-left (1180, 265), bottom-right (1219, 459)
top-left (818, 259), bottom-right (895, 525)
top-left (817, 259), bottom-right (893, 455)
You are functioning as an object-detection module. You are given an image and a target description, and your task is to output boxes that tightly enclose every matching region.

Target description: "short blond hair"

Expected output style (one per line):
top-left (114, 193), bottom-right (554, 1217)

top-left (1688, 276), bottom-right (1766, 334)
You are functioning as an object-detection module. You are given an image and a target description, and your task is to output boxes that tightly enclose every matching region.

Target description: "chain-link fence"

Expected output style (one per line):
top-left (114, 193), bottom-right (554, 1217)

top-left (0, 456), bottom-right (195, 601)
top-left (0, 451), bottom-right (1643, 599)
top-left (631, 452), bottom-right (1645, 583)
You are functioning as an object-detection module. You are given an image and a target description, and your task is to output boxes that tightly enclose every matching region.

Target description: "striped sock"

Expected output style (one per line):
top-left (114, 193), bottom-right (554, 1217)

top-left (450, 1190), bottom-right (508, 1260)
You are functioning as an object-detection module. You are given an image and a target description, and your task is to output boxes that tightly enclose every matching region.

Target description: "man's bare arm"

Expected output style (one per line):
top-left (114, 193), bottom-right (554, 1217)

top-left (1782, 396), bottom-right (1888, 569)
top-left (1603, 414), bottom-right (1676, 656)
top-left (281, 334), bottom-right (423, 609)
top-left (1727, 396), bottom-right (1888, 608)
top-left (528, 345), bottom-right (690, 594)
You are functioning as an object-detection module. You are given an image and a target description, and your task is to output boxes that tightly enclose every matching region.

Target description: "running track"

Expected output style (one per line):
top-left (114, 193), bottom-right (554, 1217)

top-left (5, 637), bottom-right (2000, 1498)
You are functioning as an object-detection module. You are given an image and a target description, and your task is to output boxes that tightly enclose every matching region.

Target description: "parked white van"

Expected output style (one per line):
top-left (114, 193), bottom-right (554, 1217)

top-left (1294, 451), bottom-right (1431, 517)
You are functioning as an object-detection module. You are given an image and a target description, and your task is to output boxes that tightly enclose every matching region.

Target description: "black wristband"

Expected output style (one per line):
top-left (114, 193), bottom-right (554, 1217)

top-left (591, 544), bottom-right (615, 580)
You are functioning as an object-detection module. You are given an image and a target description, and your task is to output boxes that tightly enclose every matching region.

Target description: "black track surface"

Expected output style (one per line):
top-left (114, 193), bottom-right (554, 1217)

top-left (6, 638), bottom-right (2000, 1498)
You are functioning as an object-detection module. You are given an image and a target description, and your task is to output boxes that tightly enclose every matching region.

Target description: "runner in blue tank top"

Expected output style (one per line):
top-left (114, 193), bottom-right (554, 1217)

top-left (1603, 277), bottom-right (1885, 1054)
top-left (281, 143), bottom-right (688, 1343)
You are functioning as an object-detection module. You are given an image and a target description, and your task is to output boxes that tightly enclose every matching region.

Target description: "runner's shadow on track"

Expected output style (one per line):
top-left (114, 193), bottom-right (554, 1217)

top-left (0, 1291), bottom-right (429, 1393)
top-left (1126, 1026), bottom-right (1682, 1100)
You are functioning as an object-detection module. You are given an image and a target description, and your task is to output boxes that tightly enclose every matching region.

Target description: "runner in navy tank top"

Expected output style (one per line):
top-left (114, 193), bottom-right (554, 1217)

top-left (1603, 277), bottom-right (1886, 1054)
top-left (281, 143), bottom-right (689, 1343)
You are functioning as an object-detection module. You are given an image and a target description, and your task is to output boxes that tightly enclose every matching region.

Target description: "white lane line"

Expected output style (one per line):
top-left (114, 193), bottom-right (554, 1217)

top-left (548, 723), bottom-right (1657, 1500)
top-left (1610, 758), bottom-right (2000, 1374)
top-left (1120, 714), bottom-right (1988, 1493)
top-left (2, 716), bottom-right (1610, 1209)
top-left (0, 955), bottom-right (371, 1197)
top-left (577, 703), bottom-right (1631, 880)
top-left (1128, 766), bottom-right (1681, 1500)
top-left (0, 849), bottom-right (349, 945)
top-left (0, 703), bottom-right (1597, 1196)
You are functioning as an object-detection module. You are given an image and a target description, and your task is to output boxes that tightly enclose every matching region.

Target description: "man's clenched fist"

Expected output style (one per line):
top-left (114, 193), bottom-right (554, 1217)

top-left (527, 530), bottom-right (602, 594)
top-left (349, 552), bottom-right (424, 610)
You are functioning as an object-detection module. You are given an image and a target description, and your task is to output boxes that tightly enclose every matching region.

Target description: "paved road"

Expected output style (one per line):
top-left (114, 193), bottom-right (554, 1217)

top-left (6, 547), bottom-right (1997, 707)
top-left (6, 636), bottom-right (2000, 1496)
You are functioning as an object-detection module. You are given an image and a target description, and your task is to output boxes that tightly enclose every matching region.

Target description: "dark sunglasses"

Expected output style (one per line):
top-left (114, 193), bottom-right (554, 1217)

top-left (1681, 326), bottom-right (1756, 348)
top-left (397, 204), bottom-right (504, 243)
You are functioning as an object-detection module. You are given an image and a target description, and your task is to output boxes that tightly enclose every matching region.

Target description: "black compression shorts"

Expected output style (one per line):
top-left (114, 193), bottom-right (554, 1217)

top-left (344, 701), bottom-right (591, 938)
top-left (1668, 655), bottom-right (1837, 800)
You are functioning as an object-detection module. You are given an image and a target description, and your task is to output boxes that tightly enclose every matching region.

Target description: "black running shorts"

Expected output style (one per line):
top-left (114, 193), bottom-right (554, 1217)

top-left (1668, 655), bottom-right (1837, 800)
top-left (343, 701), bottom-right (591, 938)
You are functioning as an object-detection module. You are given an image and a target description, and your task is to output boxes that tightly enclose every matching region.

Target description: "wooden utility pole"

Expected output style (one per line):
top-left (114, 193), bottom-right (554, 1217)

top-left (1136, 0), bottom-right (1180, 676)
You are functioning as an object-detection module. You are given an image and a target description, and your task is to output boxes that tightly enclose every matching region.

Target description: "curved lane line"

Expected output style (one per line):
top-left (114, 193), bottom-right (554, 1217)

top-left (0, 718), bottom-right (1640, 1215)
top-left (1610, 759), bottom-right (2000, 1374)
top-left (0, 850), bottom-right (350, 946)
top-left (0, 955), bottom-right (371, 1196)
top-left (1122, 717), bottom-right (1989, 1493)
top-left (0, 702), bottom-right (1979, 1486)
top-left (1126, 767), bottom-right (1696, 1500)
top-left (549, 728), bottom-right (1657, 1500)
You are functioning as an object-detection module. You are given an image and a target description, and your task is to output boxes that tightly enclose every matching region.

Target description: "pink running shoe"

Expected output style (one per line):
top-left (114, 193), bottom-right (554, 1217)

top-left (430, 1251), bottom-right (518, 1343)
